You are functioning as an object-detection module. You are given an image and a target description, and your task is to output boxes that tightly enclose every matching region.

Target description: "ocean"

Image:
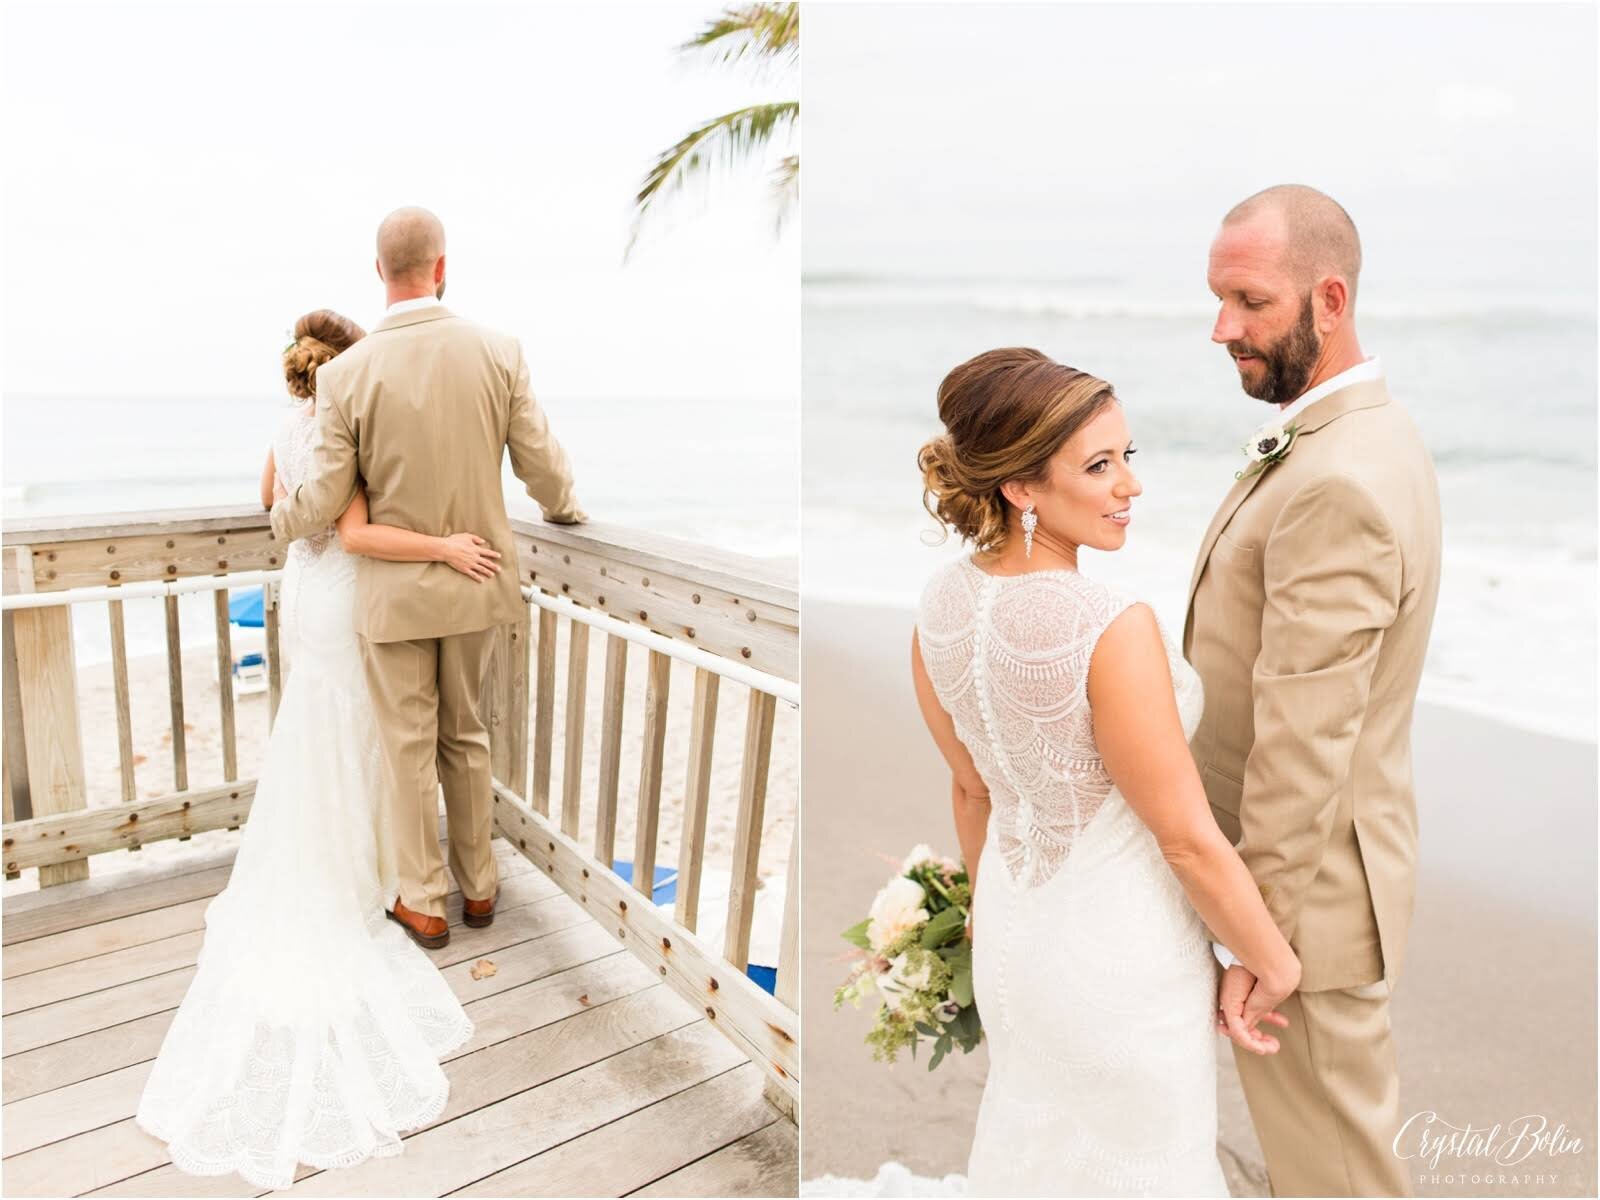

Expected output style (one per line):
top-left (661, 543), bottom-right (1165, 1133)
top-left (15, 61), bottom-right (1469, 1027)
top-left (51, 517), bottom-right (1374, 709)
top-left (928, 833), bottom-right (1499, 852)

top-left (2, 390), bottom-right (797, 671)
top-left (802, 278), bottom-right (1597, 743)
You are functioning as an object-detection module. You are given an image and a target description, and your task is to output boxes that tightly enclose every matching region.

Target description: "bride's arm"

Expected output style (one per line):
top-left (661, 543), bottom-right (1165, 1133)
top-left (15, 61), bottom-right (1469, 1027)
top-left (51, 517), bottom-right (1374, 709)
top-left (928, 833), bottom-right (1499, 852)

top-left (910, 630), bottom-right (990, 904)
top-left (333, 485), bottom-right (503, 581)
top-left (259, 448), bottom-right (277, 511)
top-left (1088, 603), bottom-right (1300, 1042)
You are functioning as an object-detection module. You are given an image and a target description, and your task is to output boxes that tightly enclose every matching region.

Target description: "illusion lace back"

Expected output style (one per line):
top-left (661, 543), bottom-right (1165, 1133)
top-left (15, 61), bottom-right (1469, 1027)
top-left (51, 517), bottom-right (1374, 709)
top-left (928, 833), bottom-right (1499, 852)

top-left (916, 558), bottom-right (1227, 1198)
top-left (135, 403), bottom-right (472, 1190)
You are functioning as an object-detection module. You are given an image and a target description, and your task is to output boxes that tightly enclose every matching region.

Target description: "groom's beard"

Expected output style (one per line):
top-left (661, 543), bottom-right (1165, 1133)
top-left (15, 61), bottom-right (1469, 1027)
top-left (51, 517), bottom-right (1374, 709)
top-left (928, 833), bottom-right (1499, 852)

top-left (1230, 295), bottom-right (1320, 406)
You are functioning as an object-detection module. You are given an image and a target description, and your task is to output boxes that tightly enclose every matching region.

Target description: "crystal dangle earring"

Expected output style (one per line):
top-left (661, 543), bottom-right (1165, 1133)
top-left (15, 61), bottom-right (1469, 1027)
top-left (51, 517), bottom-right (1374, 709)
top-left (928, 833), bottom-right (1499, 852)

top-left (1021, 503), bottom-right (1038, 558)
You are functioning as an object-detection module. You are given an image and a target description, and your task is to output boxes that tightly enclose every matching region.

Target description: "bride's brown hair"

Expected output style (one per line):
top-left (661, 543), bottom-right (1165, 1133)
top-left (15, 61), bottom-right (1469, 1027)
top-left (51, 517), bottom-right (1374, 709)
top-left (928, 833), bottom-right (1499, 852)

top-left (283, 309), bottom-right (366, 401)
top-left (918, 348), bottom-right (1118, 552)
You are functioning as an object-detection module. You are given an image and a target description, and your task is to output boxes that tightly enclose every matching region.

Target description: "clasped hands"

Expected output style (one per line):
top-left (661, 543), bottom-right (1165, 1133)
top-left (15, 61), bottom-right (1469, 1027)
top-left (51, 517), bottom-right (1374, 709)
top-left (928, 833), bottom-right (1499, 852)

top-left (1215, 963), bottom-right (1291, 1056)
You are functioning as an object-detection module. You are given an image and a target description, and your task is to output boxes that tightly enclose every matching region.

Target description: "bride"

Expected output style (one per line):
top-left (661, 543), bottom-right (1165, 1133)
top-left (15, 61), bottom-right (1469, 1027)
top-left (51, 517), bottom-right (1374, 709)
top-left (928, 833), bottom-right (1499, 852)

top-left (135, 310), bottom-right (506, 1190)
top-left (909, 348), bottom-right (1302, 1196)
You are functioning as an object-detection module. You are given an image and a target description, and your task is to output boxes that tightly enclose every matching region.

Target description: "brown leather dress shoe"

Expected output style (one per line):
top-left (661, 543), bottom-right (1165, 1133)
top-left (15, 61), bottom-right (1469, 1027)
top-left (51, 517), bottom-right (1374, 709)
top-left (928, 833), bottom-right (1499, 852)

top-left (462, 890), bottom-right (498, 929)
top-left (388, 898), bottom-right (449, 948)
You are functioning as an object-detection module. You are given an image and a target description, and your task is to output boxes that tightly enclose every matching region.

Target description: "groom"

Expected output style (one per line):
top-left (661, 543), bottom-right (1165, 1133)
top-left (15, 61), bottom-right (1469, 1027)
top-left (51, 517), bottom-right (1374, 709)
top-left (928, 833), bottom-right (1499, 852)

top-left (271, 206), bottom-right (586, 948)
top-left (1184, 186), bottom-right (1441, 1197)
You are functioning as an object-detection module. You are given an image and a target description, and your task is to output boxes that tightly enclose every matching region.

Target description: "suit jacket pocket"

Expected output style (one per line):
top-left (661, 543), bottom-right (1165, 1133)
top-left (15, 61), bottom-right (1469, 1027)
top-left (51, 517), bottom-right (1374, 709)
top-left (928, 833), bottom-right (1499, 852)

top-left (1212, 531), bottom-right (1256, 566)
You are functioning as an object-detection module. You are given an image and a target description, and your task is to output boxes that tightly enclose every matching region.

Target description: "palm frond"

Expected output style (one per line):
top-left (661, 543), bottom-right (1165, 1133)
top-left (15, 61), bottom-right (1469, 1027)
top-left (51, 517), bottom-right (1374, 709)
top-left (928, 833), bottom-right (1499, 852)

top-left (770, 153), bottom-right (799, 235)
top-left (682, 2), bottom-right (798, 68)
top-left (627, 101), bottom-right (799, 256)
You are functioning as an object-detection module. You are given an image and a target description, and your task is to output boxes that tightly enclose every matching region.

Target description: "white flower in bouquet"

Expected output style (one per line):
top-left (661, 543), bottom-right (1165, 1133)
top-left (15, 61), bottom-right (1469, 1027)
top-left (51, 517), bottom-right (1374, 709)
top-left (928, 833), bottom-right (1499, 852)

top-left (866, 875), bottom-right (928, 951)
top-left (878, 951), bottom-right (934, 1012)
top-left (901, 843), bottom-right (937, 871)
top-left (902, 843), bottom-right (961, 876)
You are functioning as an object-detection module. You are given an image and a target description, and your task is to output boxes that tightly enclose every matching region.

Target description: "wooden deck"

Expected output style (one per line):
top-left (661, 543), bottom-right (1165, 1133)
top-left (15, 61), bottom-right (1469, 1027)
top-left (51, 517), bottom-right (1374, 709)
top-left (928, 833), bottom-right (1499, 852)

top-left (1, 837), bottom-right (797, 1198)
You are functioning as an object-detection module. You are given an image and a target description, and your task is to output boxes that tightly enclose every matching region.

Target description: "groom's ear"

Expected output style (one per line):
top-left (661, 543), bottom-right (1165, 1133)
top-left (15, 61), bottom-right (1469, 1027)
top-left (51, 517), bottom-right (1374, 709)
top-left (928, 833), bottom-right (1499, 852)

top-left (375, 256), bottom-right (386, 283)
top-left (1314, 275), bottom-right (1350, 330)
top-left (433, 254), bottom-right (446, 284)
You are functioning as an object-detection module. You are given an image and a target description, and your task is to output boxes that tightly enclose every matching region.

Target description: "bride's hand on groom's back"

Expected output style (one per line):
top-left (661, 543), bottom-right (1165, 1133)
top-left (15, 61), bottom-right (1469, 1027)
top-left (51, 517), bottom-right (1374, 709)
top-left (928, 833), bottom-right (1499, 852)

top-left (1215, 963), bottom-right (1291, 1056)
top-left (437, 532), bottom-right (503, 582)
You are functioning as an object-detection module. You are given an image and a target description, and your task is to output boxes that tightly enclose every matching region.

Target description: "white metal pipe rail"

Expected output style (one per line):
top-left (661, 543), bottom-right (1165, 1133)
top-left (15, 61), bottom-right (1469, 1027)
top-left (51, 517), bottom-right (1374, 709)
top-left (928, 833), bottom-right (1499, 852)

top-left (521, 585), bottom-right (798, 707)
top-left (0, 570), bottom-right (283, 610)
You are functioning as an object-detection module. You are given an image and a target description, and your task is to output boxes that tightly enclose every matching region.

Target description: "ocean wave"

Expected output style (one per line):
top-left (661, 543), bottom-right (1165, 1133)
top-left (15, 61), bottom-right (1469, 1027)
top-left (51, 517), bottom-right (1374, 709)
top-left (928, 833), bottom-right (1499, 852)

top-left (804, 280), bottom-right (1596, 324)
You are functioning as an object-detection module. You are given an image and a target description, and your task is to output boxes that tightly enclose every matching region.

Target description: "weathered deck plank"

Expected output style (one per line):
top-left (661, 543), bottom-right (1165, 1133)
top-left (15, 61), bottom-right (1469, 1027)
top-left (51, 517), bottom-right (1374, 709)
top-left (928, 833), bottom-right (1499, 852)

top-left (3, 863), bottom-right (236, 946)
top-left (453, 1061), bottom-right (779, 1197)
top-left (4, 930), bottom-right (204, 1015)
top-left (633, 1116), bottom-right (798, 1197)
top-left (281, 1023), bottom-right (746, 1196)
top-left (3, 1010), bottom-right (173, 1105)
top-left (3, 896), bottom-right (215, 979)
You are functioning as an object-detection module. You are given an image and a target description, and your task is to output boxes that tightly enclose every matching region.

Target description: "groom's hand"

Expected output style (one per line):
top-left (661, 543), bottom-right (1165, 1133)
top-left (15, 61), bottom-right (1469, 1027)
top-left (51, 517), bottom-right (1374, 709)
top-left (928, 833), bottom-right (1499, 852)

top-left (1215, 964), bottom-right (1289, 1055)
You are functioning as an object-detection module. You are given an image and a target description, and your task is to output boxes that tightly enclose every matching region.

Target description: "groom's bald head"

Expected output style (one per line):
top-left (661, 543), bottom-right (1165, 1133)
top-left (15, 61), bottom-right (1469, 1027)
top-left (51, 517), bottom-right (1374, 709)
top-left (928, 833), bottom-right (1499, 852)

top-left (376, 206), bottom-right (446, 289)
top-left (1221, 185), bottom-right (1362, 300)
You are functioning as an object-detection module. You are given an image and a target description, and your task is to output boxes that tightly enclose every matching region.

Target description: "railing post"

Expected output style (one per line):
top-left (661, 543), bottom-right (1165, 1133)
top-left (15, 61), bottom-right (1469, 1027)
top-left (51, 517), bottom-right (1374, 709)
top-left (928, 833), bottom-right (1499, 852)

top-left (488, 612), bottom-right (531, 808)
top-left (264, 579), bottom-right (283, 727)
top-left (766, 831), bottom-right (800, 1122)
top-left (532, 608), bottom-right (558, 815)
top-left (10, 548), bottom-right (90, 886)
top-left (2, 550), bottom-right (34, 843)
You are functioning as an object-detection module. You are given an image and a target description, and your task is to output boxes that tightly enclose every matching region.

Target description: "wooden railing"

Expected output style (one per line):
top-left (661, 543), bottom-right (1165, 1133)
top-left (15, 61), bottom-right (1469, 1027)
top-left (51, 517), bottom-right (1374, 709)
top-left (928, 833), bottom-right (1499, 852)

top-left (0, 504), bottom-right (799, 1114)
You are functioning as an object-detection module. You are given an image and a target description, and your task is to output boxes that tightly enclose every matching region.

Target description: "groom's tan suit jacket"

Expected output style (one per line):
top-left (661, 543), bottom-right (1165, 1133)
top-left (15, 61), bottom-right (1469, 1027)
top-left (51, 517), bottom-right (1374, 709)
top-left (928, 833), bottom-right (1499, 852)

top-left (270, 305), bottom-right (583, 638)
top-left (1184, 377), bottom-right (1441, 994)
top-left (269, 304), bottom-right (581, 919)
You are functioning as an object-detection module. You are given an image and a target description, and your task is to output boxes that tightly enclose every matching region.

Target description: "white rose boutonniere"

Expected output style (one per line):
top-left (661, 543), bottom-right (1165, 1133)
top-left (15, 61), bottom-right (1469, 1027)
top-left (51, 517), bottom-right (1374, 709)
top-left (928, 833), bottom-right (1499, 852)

top-left (1236, 420), bottom-right (1302, 481)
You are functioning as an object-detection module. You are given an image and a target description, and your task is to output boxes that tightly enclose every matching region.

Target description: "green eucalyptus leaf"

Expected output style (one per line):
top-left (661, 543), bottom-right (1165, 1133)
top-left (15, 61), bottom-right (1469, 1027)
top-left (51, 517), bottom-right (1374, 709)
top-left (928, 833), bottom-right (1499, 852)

top-left (920, 906), bottom-right (966, 948)
top-left (841, 918), bottom-right (872, 950)
top-left (950, 966), bottom-right (974, 1008)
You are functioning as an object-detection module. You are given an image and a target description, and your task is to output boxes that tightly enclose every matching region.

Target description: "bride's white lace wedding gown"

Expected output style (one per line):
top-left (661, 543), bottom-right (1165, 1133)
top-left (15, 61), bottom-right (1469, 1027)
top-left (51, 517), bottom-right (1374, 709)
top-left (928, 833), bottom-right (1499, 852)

top-left (135, 401), bottom-right (472, 1190)
top-left (915, 558), bottom-right (1228, 1198)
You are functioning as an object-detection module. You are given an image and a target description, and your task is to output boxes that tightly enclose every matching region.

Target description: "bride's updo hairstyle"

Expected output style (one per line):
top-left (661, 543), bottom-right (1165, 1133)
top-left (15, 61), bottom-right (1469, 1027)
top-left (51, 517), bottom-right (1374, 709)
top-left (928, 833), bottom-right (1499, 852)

top-left (918, 347), bottom-right (1118, 551)
top-left (283, 310), bottom-right (366, 401)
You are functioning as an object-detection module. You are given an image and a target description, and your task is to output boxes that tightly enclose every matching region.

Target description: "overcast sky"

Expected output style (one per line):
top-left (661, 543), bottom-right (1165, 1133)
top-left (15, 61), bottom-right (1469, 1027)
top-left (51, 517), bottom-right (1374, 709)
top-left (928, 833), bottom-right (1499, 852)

top-left (804, 2), bottom-right (1596, 304)
top-left (3, 2), bottom-right (798, 400)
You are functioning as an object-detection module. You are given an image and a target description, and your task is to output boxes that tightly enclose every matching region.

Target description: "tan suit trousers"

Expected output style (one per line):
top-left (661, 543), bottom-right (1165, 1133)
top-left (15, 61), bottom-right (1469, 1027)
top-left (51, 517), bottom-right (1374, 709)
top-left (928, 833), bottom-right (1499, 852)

top-left (360, 626), bottom-right (500, 919)
top-left (1233, 980), bottom-right (1413, 1197)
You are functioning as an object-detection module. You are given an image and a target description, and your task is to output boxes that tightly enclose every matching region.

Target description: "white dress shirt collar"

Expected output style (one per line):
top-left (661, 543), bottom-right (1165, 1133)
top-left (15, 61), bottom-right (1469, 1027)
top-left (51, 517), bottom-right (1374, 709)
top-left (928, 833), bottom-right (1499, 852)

top-left (1271, 356), bottom-right (1384, 428)
top-left (384, 293), bottom-right (444, 317)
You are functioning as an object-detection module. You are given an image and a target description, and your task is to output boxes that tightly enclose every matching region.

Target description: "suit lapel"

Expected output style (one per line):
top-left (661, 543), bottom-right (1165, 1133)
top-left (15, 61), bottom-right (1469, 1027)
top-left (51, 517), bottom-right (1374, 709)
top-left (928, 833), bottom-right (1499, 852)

top-left (1186, 466), bottom-right (1268, 614)
top-left (1183, 377), bottom-right (1394, 630)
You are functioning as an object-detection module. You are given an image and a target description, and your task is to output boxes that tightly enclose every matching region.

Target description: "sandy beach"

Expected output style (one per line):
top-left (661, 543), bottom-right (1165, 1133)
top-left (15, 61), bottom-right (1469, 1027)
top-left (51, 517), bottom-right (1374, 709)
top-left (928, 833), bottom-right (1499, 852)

top-left (801, 597), bottom-right (1597, 1198)
top-left (5, 621), bottom-right (797, 962)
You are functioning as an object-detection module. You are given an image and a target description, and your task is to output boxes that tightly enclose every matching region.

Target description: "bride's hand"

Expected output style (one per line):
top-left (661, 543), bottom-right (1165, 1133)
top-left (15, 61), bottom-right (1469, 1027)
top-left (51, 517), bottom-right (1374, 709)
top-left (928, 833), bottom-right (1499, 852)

top-left (438, 533), bottom-right (503, 581)
top-left (1215, 964), bottom-right (1290, 1055)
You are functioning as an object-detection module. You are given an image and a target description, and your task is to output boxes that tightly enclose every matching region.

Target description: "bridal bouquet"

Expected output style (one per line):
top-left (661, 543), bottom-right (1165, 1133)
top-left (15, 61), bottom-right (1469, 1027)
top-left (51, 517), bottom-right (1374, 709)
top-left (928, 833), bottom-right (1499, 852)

top-left (834, 844), bottom-right (982, 1069)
